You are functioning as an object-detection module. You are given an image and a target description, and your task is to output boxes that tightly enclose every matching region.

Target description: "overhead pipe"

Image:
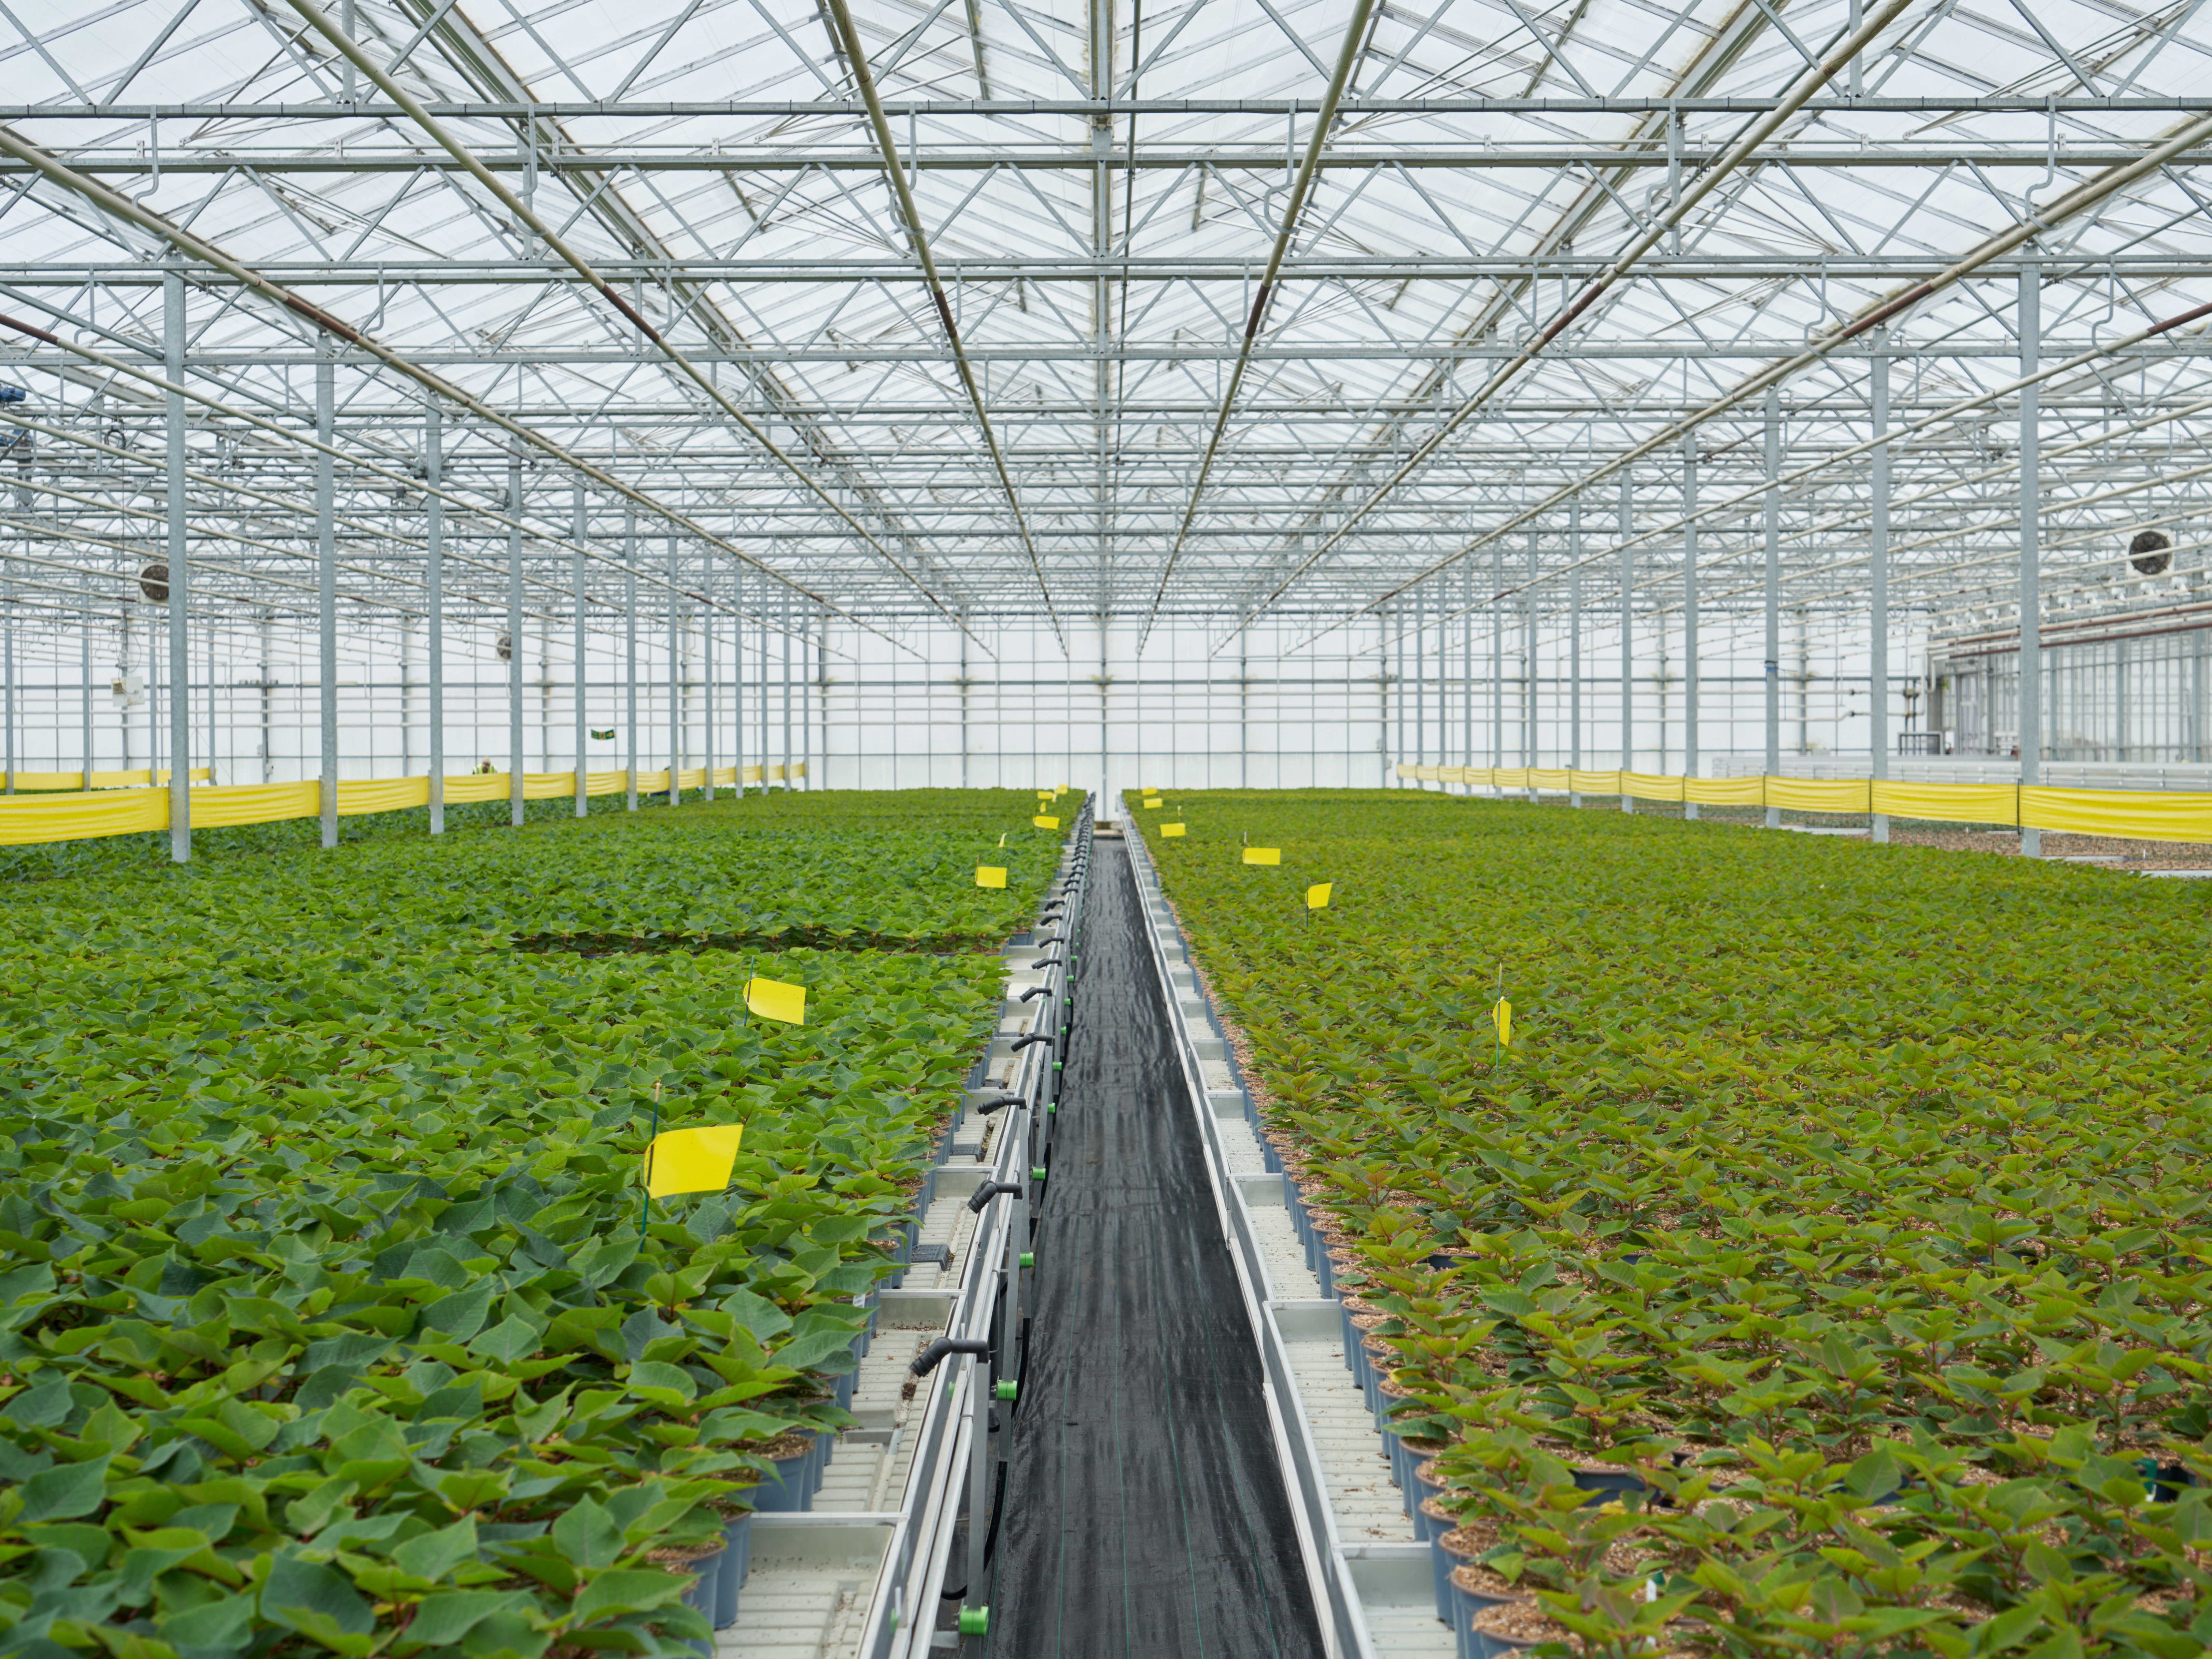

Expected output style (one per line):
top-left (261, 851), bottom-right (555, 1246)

top-left (0, 306), bottom-right (828, 651)
top-left (816, 0), bottom-right (1064, 646)
top-left (1213, 0), bottom-right (1915, 648)
top-left (1371, 293), bottom-right (2212, 652)
top-left (0, 133), bottom-right (912, 661)
top-left (1377, 290), bottom-right (2212, 653)
top-left (1137, 0), bottom-right (1380, 648)
top-left (275, 0), bottom-right (990, 658)
top-left (1327, 93), bottom-right (2212, 657)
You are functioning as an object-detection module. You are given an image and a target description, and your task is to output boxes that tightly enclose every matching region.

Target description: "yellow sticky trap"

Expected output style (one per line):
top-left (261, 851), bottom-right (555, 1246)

top-left (1493, 998), bottom-right (1513, 1049)
top-left (976, 865), bottom-right (1007, 889)
top-left (1160, 823), bottom-right (1186, 838)
top-left (1142, 797), bottom-right (1163, 810)
top-left (1032, 814), bottom-right (1060, 830)
top-left (645, 1124), bottom-right (744, 1198)
top-left (1306, 883), bottom-right (1332, 910)
top-left (1242, 847), bottom-right (1280, 866)
top-left (746, 975), bottom-right (807, 1025)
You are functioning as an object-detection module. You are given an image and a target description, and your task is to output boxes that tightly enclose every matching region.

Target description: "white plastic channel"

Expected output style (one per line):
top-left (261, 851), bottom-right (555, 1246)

top-left (829, 812), bottom-right (1090, 1659)
top-left (1123, 832), bottom-right (1452, 1659)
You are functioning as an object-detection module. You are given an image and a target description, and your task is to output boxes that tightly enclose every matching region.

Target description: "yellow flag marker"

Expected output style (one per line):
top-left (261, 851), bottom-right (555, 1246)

top-left (976, 865), bottom-right (1007, 889)
top-left (1242, 847), bottom-right (1281, 866)
top-left (1161, 823), bottom-right (1186, 838)
top-left (644, 1124), bottom-right (744, 1198)
top-left (1032, 814), bottom-right (1060, 830)
top-left (746, 975), bottom-right (807, 1025)
top-left (1492, 998), bottom-right (1513, 1049)
top-left (1306, 882), bottom-right (1332, 910)
top-left (1142, 797), bottom-right (1163, 810)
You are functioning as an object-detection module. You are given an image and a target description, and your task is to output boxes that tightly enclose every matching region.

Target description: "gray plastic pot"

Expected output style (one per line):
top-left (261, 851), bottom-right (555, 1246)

top-left (1450, 1570), bottom-right (1523, 1659)
top-left (713, 1512), bottom-right (753, 1629)
top-left (749, 1445), bottom-right (814, 1513)
top-left (659, 1540), bottom-right (727, 1657)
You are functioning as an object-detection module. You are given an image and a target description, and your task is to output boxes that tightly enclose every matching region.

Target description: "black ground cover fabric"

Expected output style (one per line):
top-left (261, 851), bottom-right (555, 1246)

top-left (987, 838), bottom-right (1323, 1658)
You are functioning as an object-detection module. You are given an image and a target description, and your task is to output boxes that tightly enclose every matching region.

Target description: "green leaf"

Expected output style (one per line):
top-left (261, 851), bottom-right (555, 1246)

top-left (19, 1454), bottom-right (110, 1523)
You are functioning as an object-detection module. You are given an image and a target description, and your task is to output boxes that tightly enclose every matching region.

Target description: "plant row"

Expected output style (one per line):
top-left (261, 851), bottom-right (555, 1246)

top-left (1135, 790), bottom-right (2212, 1659)
top-left (0, 792), bottom-right (1058, 1657)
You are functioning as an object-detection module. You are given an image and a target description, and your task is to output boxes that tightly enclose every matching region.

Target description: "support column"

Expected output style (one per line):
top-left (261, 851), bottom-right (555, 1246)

top-left (427, 406), bottom-right (445, 834)
top-left (667, 539), bottom-right (681, 807)
top-left (1462, 556), bottom-right (1473, 790)
top-left (781, 591), bottom-right (793, 786)
top-left (703, 578), bottom-right (716, 802)
top-left (1569, 501), bottom-right (1582, 806)
top-left (81, 627), bottom-right (93, 791)
top-left (1870, 329), bottom-right (1891, 844)
top-left (1620, 473), bottom-right (1634, 813)
top-left (1524, 528), bottom-right (1537, 799)
top-left (507, 460), bottom-right (525, 828)
top-left (573, 482), bottom-right (588, 817)
top-left (1391, 601), bottom-right (1404, 782)
top-left (1682, 436), bottom-right (1700, 820)
top-left (1764, 387), bottom-right (1781, 828)
top-left (2, 554), bottom-right (12, 794)
top-left (2019, 263), bottom-right (2042, 857)
top-left (624, 507), bottom-right (638, 811)
top-left (1491, 543), bottom-right (1505, 796)
top-left (164, 269), bottom-right (190, 862)
top-left (318, 342), bottom-right (337, 848)
top-left (743, 566), bottom-right (752, 801)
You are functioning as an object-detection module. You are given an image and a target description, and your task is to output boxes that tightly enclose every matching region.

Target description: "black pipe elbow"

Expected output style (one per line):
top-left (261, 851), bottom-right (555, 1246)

top-left (975, 1094), bottom-right (1023, 1115)
top-left (1010, 1032), bottom-right (1054, 1052)
top-left (910, 1336), bottom-right (992, 1377)
top-left (1027, 957), bottom-right (1063, 971)
top-left (1018, 985), bottom-right (1050, 1002)
top-left (967, 1179), bottom-right (1025, 1214)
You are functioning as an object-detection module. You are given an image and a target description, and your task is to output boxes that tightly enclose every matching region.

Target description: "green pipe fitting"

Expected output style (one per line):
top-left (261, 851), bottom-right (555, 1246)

top-left (995, 1378), bottom-right (1019, 1401)
top-left (1031, 1165), bottom-right (1047, 1183)
top-left (959, 1605), bottom-right (990, 1636)
top-left (1019, 1251), bottom-right (1034, 1268)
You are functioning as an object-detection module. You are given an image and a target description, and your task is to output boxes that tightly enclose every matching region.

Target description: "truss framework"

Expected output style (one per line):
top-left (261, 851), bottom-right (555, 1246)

top-left (0, 0), bottom-right (2204, 691)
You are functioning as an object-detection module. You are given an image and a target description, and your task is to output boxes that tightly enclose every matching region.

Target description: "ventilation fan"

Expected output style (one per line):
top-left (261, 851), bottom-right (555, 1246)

top-left (138, 562), bottom-right (169, 602)
top-left (2129, 530), bottom-right (2173, 576)
top-left (495, 631), bottom-right (512, 661)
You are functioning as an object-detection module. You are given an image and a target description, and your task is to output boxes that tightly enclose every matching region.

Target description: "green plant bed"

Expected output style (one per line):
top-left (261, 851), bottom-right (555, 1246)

top-left (1133, 789), bottom-right (2212, 1657)
top-left (0, 793), bottom-right (1059, 1655)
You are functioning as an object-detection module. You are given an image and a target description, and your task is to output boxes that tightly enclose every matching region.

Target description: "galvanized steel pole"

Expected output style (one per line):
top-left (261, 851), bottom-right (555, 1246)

top-left (318, 341), bottom-right (337, 849)
top-left (164, 268), bottom-right (189, 862)
top-left (1763, 387), bottom-right (1780, 829)
top-left (1870, 329), bottom-right (1890, 844)
top-left (1682, 435), bottom-right (1699, 820)
top-left (2019, 263), bottom-right (2042, 858)
top-left (427, 405), bottom-right (444, 834)
top-left (508, 459), bottom-right (525, 828)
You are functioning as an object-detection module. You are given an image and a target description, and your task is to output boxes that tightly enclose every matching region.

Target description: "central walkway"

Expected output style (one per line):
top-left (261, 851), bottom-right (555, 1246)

top-left (986, 836), bottom-right (1323, 1659)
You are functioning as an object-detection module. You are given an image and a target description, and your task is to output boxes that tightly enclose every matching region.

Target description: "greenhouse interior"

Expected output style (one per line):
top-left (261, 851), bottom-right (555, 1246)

top-left (4, 1), bottom-right (2212, 1657)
